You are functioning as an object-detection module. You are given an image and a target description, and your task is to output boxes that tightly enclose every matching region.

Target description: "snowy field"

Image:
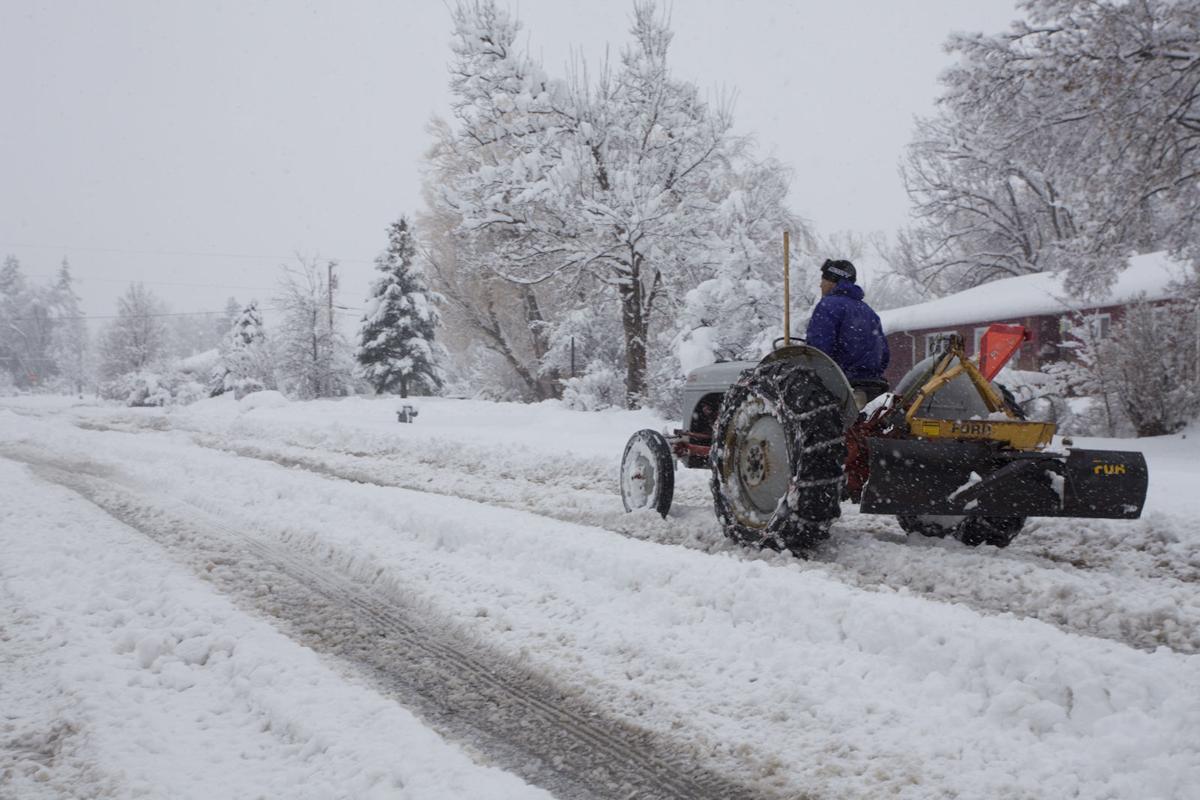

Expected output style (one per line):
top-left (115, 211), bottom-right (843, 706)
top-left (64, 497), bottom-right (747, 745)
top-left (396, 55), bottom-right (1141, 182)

top-left (2, 393), bottom-right (1199, 799)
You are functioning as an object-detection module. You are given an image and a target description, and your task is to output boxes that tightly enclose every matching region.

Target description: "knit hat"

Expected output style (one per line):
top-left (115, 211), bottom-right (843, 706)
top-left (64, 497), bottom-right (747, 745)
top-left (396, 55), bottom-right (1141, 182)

top-left (820, 259), bottom-right (856, 283)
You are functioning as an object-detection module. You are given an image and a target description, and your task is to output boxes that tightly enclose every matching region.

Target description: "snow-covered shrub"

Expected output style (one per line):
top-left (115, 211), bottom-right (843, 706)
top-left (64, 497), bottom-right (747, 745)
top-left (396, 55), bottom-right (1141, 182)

top-left (1099, 297), bottom-right (1200, 436)
top-left (1039, 346), bottom-right (1127, 437)
top-left (239, 389), bottom-right (288, 412)
top-left (541, 303), bottom-right (625, 391)
top-left (100, 368), bottom-right (207, 407)
top-left (560, 362), bottom-right (624, 411)
top-left (993, 367), bottom-right (1077, 428)
top-left (443, 344), bottom-right (533, 402)
top-left (1041, 282), bottom-right (1200, 436)
top-left (100, 371), bottom-right (167, 406)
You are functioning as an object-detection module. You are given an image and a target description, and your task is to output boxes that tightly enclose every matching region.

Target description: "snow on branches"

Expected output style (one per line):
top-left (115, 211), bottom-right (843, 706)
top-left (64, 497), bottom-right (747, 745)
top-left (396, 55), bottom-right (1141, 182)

top-left (356, 217), bottom-right (443, 398)
top-left (901, 0), bottom-right (1200, 297)
top-left (432, 0), bottom-right (808, 408)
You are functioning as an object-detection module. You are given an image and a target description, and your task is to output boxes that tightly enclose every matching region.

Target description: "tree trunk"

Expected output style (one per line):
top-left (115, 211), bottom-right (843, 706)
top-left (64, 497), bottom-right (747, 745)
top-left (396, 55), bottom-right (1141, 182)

top-left (522, 286), bottom-right (560, 399)
top-left (619, 271), bottom-right (647, 409)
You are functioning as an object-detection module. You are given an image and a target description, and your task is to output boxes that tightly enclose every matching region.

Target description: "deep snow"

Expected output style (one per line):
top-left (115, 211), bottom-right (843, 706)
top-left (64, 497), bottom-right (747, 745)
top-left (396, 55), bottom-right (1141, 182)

top-left (2, 393), bottom-right (1199, 799)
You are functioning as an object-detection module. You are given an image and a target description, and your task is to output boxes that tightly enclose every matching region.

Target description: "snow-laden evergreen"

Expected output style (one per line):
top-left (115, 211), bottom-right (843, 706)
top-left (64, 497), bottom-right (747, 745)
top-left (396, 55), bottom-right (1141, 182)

top-left (356, 217), bottom-right (442, 398)
top-left (210, 300), bottom-right (275, 399)
top-left (50, 259), bottom-right (89, 395)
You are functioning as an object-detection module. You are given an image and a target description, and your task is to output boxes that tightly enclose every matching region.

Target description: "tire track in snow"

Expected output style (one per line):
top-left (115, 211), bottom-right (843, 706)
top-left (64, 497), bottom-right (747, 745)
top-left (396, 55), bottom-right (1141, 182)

top-left (176, 429), bottom-right (1200, 656)
top-left (55, 416), bottom-right (1200, 654)
top-left (11, 451), bottom-right (774, 800)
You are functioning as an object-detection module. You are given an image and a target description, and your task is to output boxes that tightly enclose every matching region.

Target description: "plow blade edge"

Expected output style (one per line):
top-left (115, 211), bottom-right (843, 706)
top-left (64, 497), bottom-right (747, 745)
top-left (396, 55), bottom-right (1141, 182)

top-left (859, 439), bottom-right (1148, 519)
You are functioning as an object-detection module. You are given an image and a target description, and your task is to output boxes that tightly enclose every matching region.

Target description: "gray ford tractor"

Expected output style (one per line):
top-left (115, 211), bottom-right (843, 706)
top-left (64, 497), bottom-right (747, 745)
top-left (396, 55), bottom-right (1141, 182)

top-left (619, 326), bottom-right (1149, 553)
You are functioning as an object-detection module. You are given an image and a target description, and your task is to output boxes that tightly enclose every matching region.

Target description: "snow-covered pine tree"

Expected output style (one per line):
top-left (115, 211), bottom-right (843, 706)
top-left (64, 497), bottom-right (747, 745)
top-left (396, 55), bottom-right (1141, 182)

top-left (210, 300), bottom-right (274, 398)
top-left (230, 300), bottom-right (266, 348)
top-left (357, 217), bottom-right (442, 398)
top-left (51, 258), bottom-right (89, 395)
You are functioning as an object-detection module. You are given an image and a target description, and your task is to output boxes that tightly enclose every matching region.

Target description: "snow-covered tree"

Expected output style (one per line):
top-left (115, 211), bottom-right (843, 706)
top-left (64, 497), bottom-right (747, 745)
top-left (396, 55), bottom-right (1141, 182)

top-left (50, 258), bottom-right (89, 395)
top-left (902, 0), bottom-right (1200, 296)
top-left (273, 258), bottom-right (354, 400)
top-left (1097, 294), bottom-right (1200, 436)
top-left (678, 160), bottom-right (814, 365)
top-left (0, 255), bottom-right (30, 386)
top-left (0, 255), bottom-right (60, 389)
top-left (356, 217), bottom-right (443, 398)
top-left (437, 1), bottom-right (806, 407)
top-left (422, 117), bottom-right (567, 401)
top-left (98, 283), bottom-right (169, 381)
top-left (210, 299), bottom-right (274, 398)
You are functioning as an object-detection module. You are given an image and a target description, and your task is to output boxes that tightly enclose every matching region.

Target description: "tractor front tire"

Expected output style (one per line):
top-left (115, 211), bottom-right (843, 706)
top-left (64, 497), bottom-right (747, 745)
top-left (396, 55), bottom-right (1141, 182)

top-left (710, 361), bottom-right (846, 554)
top-left (620, 429), bottom-right (675, 518)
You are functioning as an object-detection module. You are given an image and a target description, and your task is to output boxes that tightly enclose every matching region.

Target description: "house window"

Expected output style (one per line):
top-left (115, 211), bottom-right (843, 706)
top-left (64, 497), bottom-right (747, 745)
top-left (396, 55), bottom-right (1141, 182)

top-left (924, 331), bottom-right (955, 358)
top-left (972, 326), bottom-right (990, 356)
top-left (1081, 313), bottom-right (1112, 341)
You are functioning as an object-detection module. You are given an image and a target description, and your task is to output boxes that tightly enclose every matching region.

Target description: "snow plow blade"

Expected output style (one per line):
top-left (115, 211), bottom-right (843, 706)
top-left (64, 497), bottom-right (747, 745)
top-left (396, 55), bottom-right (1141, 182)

top-left (860, 439), bottom-right (1148, 519)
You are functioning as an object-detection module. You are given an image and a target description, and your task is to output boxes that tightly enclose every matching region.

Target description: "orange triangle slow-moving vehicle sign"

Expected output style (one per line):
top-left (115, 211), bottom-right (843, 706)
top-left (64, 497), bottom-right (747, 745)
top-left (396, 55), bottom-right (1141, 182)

top-left (978, 324), bottom-right (1029, 381)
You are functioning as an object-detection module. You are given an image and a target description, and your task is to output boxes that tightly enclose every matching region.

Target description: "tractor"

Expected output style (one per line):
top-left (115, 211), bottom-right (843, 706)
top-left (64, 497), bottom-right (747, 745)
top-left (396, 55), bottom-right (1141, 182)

top-left (619, 324), bottom-right (1149, 553)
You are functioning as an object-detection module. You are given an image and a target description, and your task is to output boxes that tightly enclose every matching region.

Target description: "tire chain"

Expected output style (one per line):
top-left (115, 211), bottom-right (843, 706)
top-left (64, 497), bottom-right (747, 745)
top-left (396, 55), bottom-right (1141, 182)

top-left (710, 361), bottom-right (847, 553)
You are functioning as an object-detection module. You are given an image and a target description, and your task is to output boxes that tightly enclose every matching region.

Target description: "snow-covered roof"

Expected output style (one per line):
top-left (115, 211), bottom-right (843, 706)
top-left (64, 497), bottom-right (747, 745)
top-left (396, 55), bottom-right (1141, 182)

top-left (176, 348), bottom-right (221, 374)
top-left (878, 252), bottom-right (1189, 335)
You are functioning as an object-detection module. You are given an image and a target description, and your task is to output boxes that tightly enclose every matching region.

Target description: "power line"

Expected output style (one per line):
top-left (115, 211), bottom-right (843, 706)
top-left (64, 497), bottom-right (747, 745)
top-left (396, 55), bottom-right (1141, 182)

top-left (1, 241), bottom-right (376, 266)
top-left (8, 307), bottom-right (282, 321)
top-left (25, 272), bottom-right (277, 292)
top-left (9, 305), bottom-right (367, 322)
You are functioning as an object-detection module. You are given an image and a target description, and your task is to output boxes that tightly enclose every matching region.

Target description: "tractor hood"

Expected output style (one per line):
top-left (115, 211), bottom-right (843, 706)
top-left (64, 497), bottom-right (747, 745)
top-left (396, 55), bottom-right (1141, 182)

top-left (685, 361), bottom-right (759, 392)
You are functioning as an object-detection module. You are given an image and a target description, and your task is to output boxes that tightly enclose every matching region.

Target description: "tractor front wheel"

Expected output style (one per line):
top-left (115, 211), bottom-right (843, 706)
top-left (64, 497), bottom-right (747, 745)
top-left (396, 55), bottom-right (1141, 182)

top-left (620, 429), bottom-right (675, 518)
top-left (710, 361), bottom-right (846, 554)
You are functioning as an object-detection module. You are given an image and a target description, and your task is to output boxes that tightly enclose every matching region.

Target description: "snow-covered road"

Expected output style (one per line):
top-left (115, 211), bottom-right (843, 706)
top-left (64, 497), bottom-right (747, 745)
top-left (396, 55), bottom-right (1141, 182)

top-left (2, 394), bottom-right (1199, 799)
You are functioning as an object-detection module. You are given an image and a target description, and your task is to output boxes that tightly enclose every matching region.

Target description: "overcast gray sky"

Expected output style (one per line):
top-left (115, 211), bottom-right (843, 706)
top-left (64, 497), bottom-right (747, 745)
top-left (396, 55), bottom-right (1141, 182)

top-left (0, 0), bottom-right (1019, 321)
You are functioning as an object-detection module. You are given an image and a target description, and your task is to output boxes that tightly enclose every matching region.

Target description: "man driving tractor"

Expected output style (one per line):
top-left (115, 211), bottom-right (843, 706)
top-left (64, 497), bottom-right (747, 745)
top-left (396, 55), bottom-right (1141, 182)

top-left (805, 258), bottom-right (890, 405)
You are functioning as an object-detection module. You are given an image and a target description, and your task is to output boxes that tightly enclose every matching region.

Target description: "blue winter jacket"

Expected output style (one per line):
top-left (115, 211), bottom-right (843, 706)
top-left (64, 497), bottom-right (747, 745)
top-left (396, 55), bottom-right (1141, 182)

top-left (805, 281), bottom-right (890, 382)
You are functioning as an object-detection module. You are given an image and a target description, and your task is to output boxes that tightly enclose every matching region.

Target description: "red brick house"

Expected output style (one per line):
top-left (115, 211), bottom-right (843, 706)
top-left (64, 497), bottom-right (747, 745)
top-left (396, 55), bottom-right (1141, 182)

top-left (875, 252), bottom-right (1187, 386)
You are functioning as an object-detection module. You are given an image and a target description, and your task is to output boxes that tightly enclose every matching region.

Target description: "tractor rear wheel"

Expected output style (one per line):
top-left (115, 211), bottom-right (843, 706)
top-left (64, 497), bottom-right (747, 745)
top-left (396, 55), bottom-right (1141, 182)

top-left (710, 361), bottom-right (846, 553)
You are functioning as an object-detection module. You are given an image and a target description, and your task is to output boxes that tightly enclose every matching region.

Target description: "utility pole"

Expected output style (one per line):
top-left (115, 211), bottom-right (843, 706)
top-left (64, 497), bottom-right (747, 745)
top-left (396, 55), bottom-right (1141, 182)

top-left (327, 260), bottom-right (338, 336)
